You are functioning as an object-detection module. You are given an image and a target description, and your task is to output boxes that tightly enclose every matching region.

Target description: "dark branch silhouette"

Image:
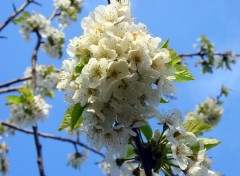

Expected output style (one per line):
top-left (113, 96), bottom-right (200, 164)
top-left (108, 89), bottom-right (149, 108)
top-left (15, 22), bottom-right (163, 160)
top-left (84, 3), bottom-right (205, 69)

top-left (0, 77), bottom-right (31, 88)
top-left (0, 121), bottom-right (104, 157)
top-left (0, 0), bottom-right (33, 32)
top-left (0, 86), bottom-right (22, 94)
top-left (179, 51), bottom-right (240, 58)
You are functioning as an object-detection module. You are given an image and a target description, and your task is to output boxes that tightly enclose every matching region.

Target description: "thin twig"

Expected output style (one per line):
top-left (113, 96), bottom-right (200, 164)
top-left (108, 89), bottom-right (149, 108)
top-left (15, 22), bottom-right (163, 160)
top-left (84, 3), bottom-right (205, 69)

top-left (179, 51), bottom-right (240, 58)
top-left (49, 8), bottom-right (60, 21)
top-left (31, 30), bottom-right (44, 176)
top-left (0, 0), bottom-right (33, 32)
top-left (0, 86), bottom-right (22, 94)
top-left (33, 125), bottom-right (45, 176)
top-left (107, 0), bottom-right (111, 4)
top-left (133, 128), bottom-right (152, 176)
top-left (0, 77), bottom-right (31, 88)
top-left (0, 121), bottom-right (104, 157)
top-left (31, 30), bottom-right (42, 90)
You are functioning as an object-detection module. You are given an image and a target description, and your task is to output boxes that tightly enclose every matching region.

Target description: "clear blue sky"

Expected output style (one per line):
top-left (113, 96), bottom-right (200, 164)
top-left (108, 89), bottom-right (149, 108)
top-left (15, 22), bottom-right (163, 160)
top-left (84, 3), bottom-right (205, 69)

top-left (1, 0), bottom-right (240, 175)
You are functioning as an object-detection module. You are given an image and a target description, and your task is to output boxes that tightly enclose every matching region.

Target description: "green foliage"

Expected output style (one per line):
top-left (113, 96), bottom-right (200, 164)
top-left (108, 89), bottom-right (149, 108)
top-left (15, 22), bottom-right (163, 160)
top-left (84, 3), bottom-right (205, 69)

top-left (58, 103), bottom-right (86, 131)
top-left (125, 146), bottom-right (135, 158)
top-left (75, 62), bottom-right (85, 73)
top-left (140, 120), bottom-right (153, 141)
top-left (168, 49), bottom-right (181, 66)
top-left (160, 39), bottom-right (169, 49)
top-left (174, 64), bottom-right (195, 82)
top-left (183, 120), bottom-right (213, 135)
top-left (160, 97), bottom-right (169, 103)
top-left (13, 11), bottom-right (30, 24)
top-left (191, 138), bottom-right (221, 151)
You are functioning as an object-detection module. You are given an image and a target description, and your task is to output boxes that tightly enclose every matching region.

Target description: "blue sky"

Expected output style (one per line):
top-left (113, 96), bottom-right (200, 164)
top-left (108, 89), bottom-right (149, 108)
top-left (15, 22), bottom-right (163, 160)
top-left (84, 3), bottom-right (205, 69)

top-left (0, 0), bottom-right (240, 175)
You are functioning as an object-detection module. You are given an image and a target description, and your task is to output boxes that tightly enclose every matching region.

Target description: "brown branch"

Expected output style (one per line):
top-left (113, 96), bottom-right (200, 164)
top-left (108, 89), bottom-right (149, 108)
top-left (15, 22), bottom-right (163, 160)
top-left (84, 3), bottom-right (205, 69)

top-left (0, 0), bottom-right (33, 32)
top-left (133, 128), bottom-right (152, 176)
top-left (31, 30), bottom-right (42, 90)
top-left (179, 51), bottom-right (240, 58)
top-left (33, 125), bottom-right (45, 176)
top-left (0, 77), bottom-right (31, 88)
top-left (0, 86), bottom-right (22, 94)
top-left (31, 30), bottom-right (44, 176)
top-left (0, 121), bottom-right (104, 157)
top-left (49, 8), bottom-right (60, 21)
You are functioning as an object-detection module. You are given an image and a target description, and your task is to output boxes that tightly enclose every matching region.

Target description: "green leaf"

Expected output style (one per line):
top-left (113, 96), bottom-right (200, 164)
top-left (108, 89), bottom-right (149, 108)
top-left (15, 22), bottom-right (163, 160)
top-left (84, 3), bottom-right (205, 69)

top-left (58, 106), bottom-right (72, 131)
top-left (75, 62), bottom-right (85, 73)
top-left (13, 11), bottom-right (30, 24)
top-left (174, 64), bottom-right (195, 82)
top-left (160, 97), bottom-right (169, 103)
top-left (140, 120), bottom-right (153, 141)
top-left (191, 138), bottom-right (221, 151)
top-left (183, 120), bottom-right (214, 135)
top-left (44, 90), bottom-right (54, 98)
top-left (125, 146), bottom-right (135, 158)
top-left (160, 39), bottom-right (169, 49)
top-left (58, 103), bottom-right (86, 131)
top-left (6, 96), bottom-right (21, 105)
top-left (168, 49), bottom-right (182, 66)
top-left (70, 103), bottom-right (86, 130)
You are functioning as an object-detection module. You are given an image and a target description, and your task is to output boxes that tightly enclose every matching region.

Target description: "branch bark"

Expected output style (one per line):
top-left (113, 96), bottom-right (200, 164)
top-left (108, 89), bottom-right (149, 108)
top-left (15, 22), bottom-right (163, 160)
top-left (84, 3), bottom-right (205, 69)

top-left (0, 0), bottom-right (33, 32)
top-left (0, 86), bottom-right (22, 94)
top-left (33, 125), bottom-right (45, 176)
top-left (0, 121), bottom-right (104, 157)
top-left (133, 128), bottom-right (152, 176)
top-left (0, 77), bottom-right (31, 88)
top-left (179, 51), bottom-right (240, 58)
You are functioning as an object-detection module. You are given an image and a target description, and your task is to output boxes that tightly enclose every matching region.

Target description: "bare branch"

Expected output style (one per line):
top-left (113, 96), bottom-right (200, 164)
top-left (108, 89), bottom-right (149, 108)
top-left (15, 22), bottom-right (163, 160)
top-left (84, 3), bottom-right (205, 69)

top-left (179, 51), bottom-right (240, 58)
top-left (49, 8), bottom-right (60, 21)
top-left (0, 86), bottom-right (21, 94)
top-left (107, 0), bottom-right (111, 4)
top-left (0, 121), bottom-right (104, 157)
top-left (0, 77), bottom-right (31, 89)
top-left (31, 30), bottom-right (42, 90)
top-left (33, 125), bottom-right (45, 176)
top-left (0, 0), bottom-right (33, 32)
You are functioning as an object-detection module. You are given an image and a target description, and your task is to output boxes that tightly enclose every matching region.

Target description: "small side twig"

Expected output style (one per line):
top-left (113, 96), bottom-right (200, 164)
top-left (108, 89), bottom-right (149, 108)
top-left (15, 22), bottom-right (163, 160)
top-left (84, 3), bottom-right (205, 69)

top-left (33, 125), bottom-right (45, 176)
top-left (0, 121), bottom-right (104, 157)
top-left (0, 76), bottom-right (31, 88)
top-left (0, 0), bottom-right (33, 32)
top-left (0, 86), bottom-right (22, 94)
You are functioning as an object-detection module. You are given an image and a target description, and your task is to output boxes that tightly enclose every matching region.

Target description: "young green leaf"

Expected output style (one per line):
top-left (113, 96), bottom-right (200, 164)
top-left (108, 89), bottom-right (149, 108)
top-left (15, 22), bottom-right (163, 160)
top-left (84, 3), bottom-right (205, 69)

top-left (183, 120), bottom-right (214, 135)
top-left (160, 97), bottom-right (169, 103)
top-left (174, 64), bottom-right (195, 82)
top-left (140, 120), bottom-right (153, 141)
top-left (6, 95), bottom-right (21, 105)
top-left (160, 39), bottom-right (169, 49)
top-left (191, 138), bottom-right (221, 151)
top-left (70, 103), bottom-right (85, 130)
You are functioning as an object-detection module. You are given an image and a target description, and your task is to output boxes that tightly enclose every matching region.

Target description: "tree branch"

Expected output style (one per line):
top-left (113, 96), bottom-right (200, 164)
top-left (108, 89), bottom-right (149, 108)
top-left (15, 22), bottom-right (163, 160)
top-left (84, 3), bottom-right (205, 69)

top-left (0, 0), bottom-right (33, 32)
top-left (49, 8), bottom-right (60, 21)
top-left (179, 51), bottom-right (240, 58)
top-left (31, 30), bottom-right (42, 90)
top-left (0, 121), bottom-right (104, 157)
top-left (133, 128), bottom-right (152, 176)
top-left (33, 125), bottom-right (45, 176)
top-left (0, 86), bottom-right (22, 94)
top-left (0, 77), bottom-right (31, 88)
top-left (107, 0), bottom-right (111, 4)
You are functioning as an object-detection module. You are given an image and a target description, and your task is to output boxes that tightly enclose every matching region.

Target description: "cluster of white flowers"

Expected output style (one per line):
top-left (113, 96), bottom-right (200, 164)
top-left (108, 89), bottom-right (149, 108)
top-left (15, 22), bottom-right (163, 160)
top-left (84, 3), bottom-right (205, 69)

top-left (19, 12), bottom-right (50, 40)
top-left (0, 142), bottom-right (9, 174)
top-left (186, 98), bottom-right (223, 126)
top-left (9, 95), bottom-right (51, 127)
top-left (67, 151), bottom-right (88, 169)
top-left (58, 0), bottom-right (176, 158)
top-left (160, 109), bottom-right (218, 175)
top-left (17, 12), bottom-right (65, 58)
top-left (54, 0), bottom-right (84, 28)
top-left (24, 65), bottom-right (58, 97)
top-left (42, 28), bottom-right (65, 58)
